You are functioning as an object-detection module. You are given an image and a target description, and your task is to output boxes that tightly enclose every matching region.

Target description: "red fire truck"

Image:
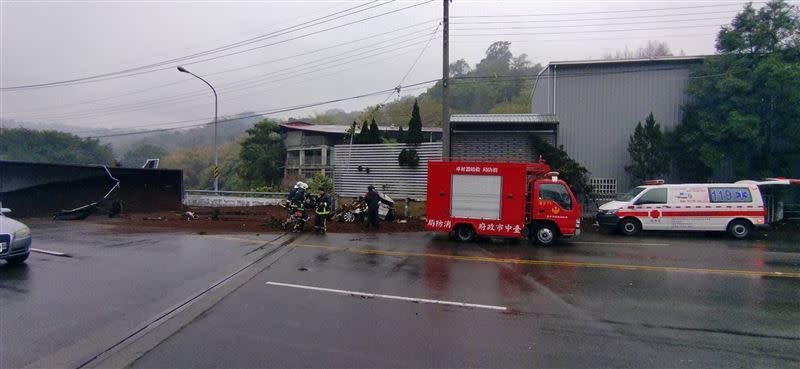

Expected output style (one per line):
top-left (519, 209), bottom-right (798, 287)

top-left (425, 160), bottom-right (581, 245)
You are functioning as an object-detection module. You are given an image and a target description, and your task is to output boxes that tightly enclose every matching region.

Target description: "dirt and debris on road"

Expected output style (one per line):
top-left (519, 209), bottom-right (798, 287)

top-left (98, 205), bottom-right (425, 234)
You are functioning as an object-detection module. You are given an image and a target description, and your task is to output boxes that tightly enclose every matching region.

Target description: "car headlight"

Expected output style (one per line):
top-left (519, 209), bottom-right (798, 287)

top-left (13, 226), bottom-right (31, 239)
top-left (600, 209), bottom-right (618, 215)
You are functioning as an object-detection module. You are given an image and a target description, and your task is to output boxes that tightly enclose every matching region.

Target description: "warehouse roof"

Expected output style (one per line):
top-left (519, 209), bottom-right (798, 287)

top-left (450, 114), bottom-right (559, 124)
top-left (547, 55), bottom-right (705, 67)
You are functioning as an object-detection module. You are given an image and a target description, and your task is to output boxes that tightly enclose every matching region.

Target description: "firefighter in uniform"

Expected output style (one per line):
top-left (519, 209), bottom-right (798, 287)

top-left (314, 189), bottom-right (332, 234)
top-left (365, 185), bottom-right (381, 230)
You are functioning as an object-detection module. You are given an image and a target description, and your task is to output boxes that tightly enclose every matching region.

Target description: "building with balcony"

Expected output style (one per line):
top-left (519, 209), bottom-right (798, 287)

top-left (279, 121), bottom-right (442, 180)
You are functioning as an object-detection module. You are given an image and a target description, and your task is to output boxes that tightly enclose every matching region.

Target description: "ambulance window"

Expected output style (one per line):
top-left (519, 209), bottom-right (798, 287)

top-left (634, 188), bottom-right (667, 205)
top-left (539, 183), bottom-right (572, 210)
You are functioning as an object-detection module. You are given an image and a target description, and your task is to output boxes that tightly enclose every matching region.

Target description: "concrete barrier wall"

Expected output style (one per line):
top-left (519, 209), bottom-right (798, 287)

top-left (0, 160), bottom-right (183, 217)
top-left (184, 195), bottom-right (282, 208)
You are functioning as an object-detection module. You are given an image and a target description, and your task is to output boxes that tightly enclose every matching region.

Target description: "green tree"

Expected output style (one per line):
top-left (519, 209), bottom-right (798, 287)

top-left (308, 172), bottom-right (333, 193)
top-left (531, 135), bottom-right (592, 196)
top-left (625, 113), bottom-right (670, 184)
top-left (161, 141), bottom-right (244, 190)
top-left (356, 120), bottom-right (369, 144)
top-left (121, 143), bottom-right (167, 168)
top-left (237, 119), bottom-right (285, 187)
top-left (368, 118), bottom-right (382, 144)
top-left (673, 0), bottom-right (800, 180)
top-left (397, 126), bottom-right (406, 143)
top-left (406, 100), bottom-right (424, 145)
top-left (0, 128), bottom-right (113, 165)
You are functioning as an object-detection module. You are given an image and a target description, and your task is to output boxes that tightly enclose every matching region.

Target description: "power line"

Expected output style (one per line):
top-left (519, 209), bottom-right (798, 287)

top-left (451, 16), bottom-right (732, 31)
top-left (449, 32), bottom-right (711, 44)
top-left (3, 19), bottom-right (440, 115)
top-left (0, 0), bottom-right (389, 91)
top-left (85, 79), bottom-right (440, 139)
top-left (383, 22), bottom-right (442, 104)
top-left (2, 0), bottom-right (437, 91)
top-left (451, 9), bottom-right (740, 25)
top-left (451, 23), bottom-right (727, 37)
top-left (450, 3), bottom-right (755, 19)
top-left (25, 33), bottom-right (441, 122)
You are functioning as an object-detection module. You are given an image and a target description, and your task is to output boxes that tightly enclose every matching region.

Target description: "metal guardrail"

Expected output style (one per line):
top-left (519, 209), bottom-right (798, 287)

top-left (184, 190), bottom-right (285, 198)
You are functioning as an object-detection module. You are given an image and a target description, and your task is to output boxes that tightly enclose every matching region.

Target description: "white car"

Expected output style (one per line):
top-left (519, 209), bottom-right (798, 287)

top-left (1, 208), bottom-right (32, 265)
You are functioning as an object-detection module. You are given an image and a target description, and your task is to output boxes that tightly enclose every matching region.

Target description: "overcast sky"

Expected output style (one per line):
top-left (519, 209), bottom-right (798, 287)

top-left (0, 0), bottom-right (779, 135)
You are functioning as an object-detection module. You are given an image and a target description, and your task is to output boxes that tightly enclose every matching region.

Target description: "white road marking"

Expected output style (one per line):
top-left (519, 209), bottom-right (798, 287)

top-left (266, 281), bottom-right (507, 311)
top-left (30, 248), bottom-right (70, 257)
top-left (571, 241), bottom-right (669, 247)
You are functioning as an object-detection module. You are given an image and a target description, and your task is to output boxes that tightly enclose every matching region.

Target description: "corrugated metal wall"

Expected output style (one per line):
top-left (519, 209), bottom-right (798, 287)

top-left (531, 60), bottom-right (700, 191)
top-left (333, 142), bottom-right (442, 200)
top-left (451, 132), bottom-right (555, 161)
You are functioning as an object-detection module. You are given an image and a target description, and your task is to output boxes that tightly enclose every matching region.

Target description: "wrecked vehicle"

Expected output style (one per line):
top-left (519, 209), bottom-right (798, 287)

top-left (332, 192), bottom-right (395, 223)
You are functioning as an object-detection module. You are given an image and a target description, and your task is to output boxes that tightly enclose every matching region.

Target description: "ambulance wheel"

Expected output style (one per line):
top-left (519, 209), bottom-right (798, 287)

top-left (534, 224), bottom-right (557, 246)
top-left (619, 218), bottom-right (641, 236)
top-left (727, 219), bottom-right (752, 239)
top-left (454, 225), bottom-right (476, 242)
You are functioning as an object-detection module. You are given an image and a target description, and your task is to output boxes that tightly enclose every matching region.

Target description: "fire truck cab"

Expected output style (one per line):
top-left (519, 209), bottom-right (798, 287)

top-left (425, 160), bottom-right (581, 245)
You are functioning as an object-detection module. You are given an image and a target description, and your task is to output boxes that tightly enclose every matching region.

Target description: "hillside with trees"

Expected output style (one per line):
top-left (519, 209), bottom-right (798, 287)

top-left (0, 128), bottom-right (113, 165)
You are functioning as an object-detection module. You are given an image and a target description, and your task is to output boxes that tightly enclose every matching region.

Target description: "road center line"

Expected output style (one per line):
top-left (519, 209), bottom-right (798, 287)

top-left (30, 248), bottom-right (70, 257)
top-left (293, 243), bottom-right (800, 279)
top-left (266, 281), bottom-right (508, 311)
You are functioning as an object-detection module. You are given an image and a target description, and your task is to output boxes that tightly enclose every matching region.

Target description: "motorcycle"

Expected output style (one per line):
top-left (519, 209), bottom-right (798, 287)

top-left (281, 201), bottom-right (309, 233)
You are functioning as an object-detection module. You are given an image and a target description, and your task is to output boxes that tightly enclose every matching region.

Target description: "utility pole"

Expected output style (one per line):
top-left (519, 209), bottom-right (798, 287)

top-left (441, 0), bottom-right (450, 159)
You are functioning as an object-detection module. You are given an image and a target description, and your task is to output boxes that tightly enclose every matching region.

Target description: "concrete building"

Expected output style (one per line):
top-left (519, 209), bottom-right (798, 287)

top-left (279, 121), bottom-right (441, 180)
top-left (531, 56), bottom-right (704, 193)
top-left (449, 114), bottom-right (559, 161)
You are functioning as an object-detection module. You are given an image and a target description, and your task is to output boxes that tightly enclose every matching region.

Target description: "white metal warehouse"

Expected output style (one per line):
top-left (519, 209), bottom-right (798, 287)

top-left (530, 56), bottom-right (705, 193)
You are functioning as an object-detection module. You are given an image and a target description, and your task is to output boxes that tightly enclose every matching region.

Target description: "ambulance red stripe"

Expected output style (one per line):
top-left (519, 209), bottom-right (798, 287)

top-left (617, 210), bottom-right (765, 217)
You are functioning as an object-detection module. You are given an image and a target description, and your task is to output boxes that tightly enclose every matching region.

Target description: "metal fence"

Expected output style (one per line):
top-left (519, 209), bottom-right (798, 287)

top-left (333, 142), bottom-right (442, 200)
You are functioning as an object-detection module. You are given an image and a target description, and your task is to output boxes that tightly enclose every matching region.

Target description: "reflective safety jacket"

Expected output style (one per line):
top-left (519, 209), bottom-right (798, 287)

top-left (315, 194), bottom-right (332, 215)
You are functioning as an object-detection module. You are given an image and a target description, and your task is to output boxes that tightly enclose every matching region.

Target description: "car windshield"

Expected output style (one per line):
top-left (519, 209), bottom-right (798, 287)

top-left (616, 186), bottom-right (646, 201)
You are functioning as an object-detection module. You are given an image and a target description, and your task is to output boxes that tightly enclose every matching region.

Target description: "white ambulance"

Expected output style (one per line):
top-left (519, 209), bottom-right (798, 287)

top-left (595, 180), bottom-right (783, 239)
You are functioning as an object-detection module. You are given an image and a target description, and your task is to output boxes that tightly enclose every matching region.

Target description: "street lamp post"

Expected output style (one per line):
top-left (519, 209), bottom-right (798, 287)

top-left (177, 66), bottom-right (219, 193)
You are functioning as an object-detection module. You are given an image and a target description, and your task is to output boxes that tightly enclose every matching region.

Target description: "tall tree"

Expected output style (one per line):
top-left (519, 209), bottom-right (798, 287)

top-left (368, 118), bottom-right (382, 144)
top-left (356, 120), bottom-right (369, 144)
top-left (406, 100), bottom-right (424, 145)
top-left (530, 135), bottom-right (593, 196)
top-left (625, 113), bottom-right (670, 184)
top-left (449, 59), bottom-right (471, 77)
top-left (672, 0), bottom-right (800, 180)
top-left (237, 119), bottom-right (285, 187)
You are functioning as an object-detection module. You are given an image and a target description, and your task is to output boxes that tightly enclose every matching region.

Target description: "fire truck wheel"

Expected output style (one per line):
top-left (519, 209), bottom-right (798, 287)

top-left (619, 218), bottom-right (641, 236)
top-left (454, 225), bottom-right (476, 242)
top-left (534, 224), bottom-right (557, 246)
top-left (727, 219), bottom-right (752, 239)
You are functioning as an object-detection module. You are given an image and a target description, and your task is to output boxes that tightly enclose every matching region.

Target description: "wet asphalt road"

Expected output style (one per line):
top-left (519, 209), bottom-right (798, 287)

top-left (0, 220), bottom-right (286, 369)
top-left (2, 222), bottom-right (799, 368)
top-left (130, 230), bottom-right (800, 368)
